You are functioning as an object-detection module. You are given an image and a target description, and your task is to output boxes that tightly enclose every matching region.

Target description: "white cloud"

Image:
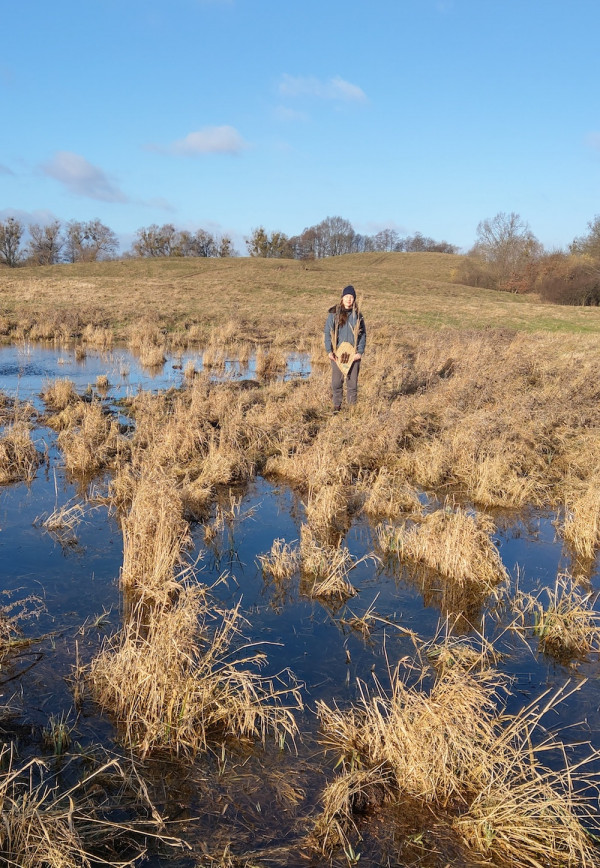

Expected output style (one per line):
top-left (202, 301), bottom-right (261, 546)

top-left (279, 74), bottom-right (367, 103)
top-left (41, 151), bottom-right (128, 203)
top-left (154, 125), bottom-right (249, 156)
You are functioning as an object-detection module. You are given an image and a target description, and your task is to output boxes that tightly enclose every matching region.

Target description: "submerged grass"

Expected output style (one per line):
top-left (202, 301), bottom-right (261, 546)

top-left (0, 745), bottom-right (185, 867)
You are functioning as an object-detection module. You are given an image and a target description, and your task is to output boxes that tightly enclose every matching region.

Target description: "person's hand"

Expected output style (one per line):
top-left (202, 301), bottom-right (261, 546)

top-left (353, 353), bottom-right (362, 362)
top-left (328, 352), bottom-right (337, 361)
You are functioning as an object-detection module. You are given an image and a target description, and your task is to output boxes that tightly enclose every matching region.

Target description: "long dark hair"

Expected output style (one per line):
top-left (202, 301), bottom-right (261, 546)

top-left (337, 299), bottom-right (354, 327)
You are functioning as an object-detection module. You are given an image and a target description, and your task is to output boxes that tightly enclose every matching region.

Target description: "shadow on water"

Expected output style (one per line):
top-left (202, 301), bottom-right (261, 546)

top-left (1, 343), bottom-right (600, 866)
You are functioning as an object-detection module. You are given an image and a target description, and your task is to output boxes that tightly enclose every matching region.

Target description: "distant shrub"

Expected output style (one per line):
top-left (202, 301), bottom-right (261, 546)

top-left (535, 255), bottom-right (600, 306)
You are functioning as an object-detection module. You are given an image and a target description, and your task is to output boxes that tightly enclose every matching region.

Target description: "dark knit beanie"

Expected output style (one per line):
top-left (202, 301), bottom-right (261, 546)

top-left (342, 285), bottom-right (356, 299)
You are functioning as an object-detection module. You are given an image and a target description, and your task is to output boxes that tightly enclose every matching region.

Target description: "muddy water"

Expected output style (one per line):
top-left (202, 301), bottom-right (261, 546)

top-left (1, 343), bottom-right (600, 867)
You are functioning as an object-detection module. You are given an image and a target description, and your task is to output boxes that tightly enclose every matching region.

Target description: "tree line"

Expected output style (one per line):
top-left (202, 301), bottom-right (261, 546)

top-left (0, 213), bottom-right (457, 268)
top-left (244, 216), bottom-right (458, 258)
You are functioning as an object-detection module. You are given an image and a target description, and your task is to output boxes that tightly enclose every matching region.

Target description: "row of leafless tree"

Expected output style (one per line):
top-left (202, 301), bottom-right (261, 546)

top-left (0, 217), bottom-right (119, 267)
top-left (245, 216), bottom-right (458, 258)
top-left (0, 213), bottom-right (458, 268)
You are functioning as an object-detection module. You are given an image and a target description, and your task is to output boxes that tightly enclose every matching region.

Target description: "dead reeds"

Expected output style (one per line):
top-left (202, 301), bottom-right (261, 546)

top-left (57, 400), bottom-right (124, 477)
top-left (314, 667), bottom-right (600, 867)
top-left (513, 573), bottom-right (600, 662)
top-left (378, 504), bottom-right (508, 593)
top-left (300, 525), bottom-right (359, 603)
top-left (257, 538), bottom-right (300, 581)
top-left (0, 422), bottom-right (42, 484)
top-left (0, 745), bottom-right (184, 866)
top-left (88, 585), bottom-right (301, 757)
top-left (119, 469), bottom-right (190, 604)
top-left (562, 479), bottom-right (600, 560)
top-left (40, 377), bottom-right (78, 411)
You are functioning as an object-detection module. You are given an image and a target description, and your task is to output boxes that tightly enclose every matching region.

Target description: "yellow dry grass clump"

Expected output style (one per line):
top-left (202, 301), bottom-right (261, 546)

top-left (514, 572), bottom-right (600, 662)
top-left (118, 468), bottom-right (190, 604)
top-left (378, 504), bottom-right (507, 592)
top-left (88, 585), bottom-right (301, 757)
top-left (57, 400), bottom-right (124, 476)
top-left (562, 480), bottom-right (600, 560)
top-left (40, 377), bottom-right (78, 410)
top-left (314, 667), bottom-right (600, 867)
top-left (0, 422), bottom-right (42, 484)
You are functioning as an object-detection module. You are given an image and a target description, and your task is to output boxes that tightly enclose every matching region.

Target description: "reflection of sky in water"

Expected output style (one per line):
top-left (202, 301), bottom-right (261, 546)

top-left (1, 343), bottom-right (600, 864)
top-left (0, 343), bottom-right (310, 411)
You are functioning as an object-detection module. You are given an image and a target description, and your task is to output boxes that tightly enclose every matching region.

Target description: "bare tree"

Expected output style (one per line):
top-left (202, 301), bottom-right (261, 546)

top-left (315, 216), bottom-right (355, 257)
top-left (194, 228), bottom-right (217, 257)
top-left (570, 215), bottom-right (600, 259)
top-left (373, 228), bottom-right (400, 252)
top-left (0, 217), bottom-right (24, 267)
top-left (132, 224), bottom-right (178, 257)
top-left (471, 212), bottom-right (541, 282)
top-left (28, 220), bottom-right (63, 265)
top-left (65, 219), bottom-right (118, 262)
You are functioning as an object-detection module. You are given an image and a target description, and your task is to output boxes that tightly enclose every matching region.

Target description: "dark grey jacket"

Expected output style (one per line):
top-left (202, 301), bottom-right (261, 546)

top-left (324, 305), bottom-right (366, 355)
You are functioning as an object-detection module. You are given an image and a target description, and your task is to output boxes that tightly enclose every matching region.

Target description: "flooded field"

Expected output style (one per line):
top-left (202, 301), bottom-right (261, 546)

top-left (2, 341), bottom-right (600, 867)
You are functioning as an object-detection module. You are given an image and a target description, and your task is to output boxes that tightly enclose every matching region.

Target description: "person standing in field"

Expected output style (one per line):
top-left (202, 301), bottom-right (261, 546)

top-left (324, 285), bottom-right (366, 412)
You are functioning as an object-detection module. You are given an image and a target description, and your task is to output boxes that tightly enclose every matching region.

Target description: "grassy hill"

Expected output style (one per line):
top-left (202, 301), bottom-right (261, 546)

top-left (1, 252), bottom-right (600, 343)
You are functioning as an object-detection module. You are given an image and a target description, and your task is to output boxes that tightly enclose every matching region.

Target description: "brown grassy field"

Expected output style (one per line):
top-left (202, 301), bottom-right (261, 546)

top-left (2, 252), bottom-right (600, 344)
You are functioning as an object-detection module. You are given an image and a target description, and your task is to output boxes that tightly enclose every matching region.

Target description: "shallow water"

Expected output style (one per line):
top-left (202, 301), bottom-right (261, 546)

top-left (1, 343), bottom-right (600, 866)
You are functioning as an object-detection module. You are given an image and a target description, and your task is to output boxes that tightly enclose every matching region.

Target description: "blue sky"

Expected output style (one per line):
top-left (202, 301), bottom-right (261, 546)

top-left (2, 0), bottom-right (600, 254)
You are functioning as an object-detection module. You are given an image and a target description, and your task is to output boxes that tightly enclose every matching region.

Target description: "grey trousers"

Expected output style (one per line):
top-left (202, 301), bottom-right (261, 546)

top-left (331, 359), bottom-right (361, 408)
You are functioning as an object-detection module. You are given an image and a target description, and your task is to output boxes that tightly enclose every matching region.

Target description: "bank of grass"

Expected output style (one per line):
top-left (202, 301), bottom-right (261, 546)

top-left (2, 253), bottom-right (600, 343)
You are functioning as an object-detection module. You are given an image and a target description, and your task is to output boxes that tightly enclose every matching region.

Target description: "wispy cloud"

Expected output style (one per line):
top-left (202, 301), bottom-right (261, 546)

top-left (144, 196), bottom-right (176, 212)
top-left (274, 105), bottom-right (309, 122)
top-left (0, 207), bottom-right (59, 226)
top-left (151, 125), bottom-right (249, 156)
top-left (40, 151), bottom-right (128, 202)
top-left (0, 163), bottom-right (14, 175)
top-left (279, 74), bottom-right (367, 103)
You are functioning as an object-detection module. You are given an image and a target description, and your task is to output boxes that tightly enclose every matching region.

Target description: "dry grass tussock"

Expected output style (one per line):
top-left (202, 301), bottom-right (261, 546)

top-left (314, 667), bottom-right (600, 867)
top-left (0, 421), bottom-right (42, 484)
top-left (358, 467), bottom-right (423, 520)
top-left (377, 504), bottom-right (507, 592)
top-left (118, 469), bottom-right (190, 605)
top-left (88, 584), bottom-right (302, 757)
top-left (513, 572), bottom-right (600, 662)
top-left (40, 376), bottom-right (78, 410)
top-left (57, 399), bottom-right (124, 476)
top-left (82, 322), bottom-right (113, 349)
top-left (300, 525), bottom-right (361, 603)
top-left (0, 744), bottom-right (185, 867)
top-left (258, 538), bottom-right (300, 581)
top-left (562, 479), bottom-right (600, 560)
